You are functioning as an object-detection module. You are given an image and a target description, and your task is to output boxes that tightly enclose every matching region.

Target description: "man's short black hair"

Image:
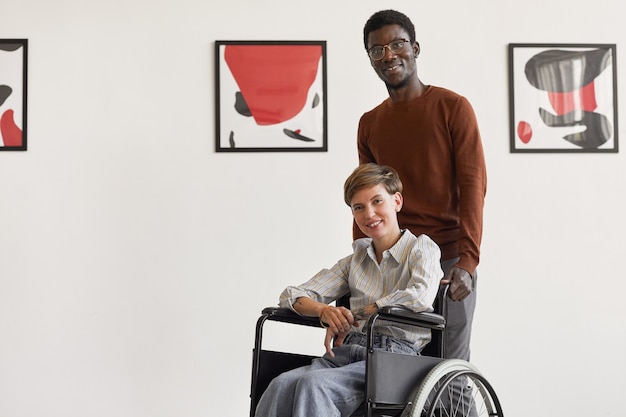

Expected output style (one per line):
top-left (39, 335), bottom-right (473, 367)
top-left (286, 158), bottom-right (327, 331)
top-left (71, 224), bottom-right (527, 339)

top-left (363, 9), bottom-right (416, 50)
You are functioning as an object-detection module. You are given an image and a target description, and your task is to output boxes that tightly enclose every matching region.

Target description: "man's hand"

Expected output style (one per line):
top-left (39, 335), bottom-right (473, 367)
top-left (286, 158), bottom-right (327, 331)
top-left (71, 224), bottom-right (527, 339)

top-left (440, 266), bottom-right (473, 301)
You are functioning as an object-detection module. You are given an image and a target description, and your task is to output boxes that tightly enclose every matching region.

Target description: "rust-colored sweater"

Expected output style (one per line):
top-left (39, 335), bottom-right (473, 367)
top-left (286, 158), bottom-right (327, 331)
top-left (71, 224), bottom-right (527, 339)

top-left (356, 86), bottom-right (487, 274)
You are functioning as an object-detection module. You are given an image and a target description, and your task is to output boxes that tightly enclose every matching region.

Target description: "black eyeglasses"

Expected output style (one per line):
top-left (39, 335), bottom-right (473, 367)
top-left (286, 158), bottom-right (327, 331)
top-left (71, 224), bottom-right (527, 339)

top-left (367, 38), bottom-right (410, 60)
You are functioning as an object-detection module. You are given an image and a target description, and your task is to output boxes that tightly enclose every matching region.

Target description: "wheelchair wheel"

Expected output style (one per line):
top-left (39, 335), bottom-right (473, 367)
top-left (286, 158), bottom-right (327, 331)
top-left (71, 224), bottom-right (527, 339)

top-left (408, 359), bottom-right (503, 417)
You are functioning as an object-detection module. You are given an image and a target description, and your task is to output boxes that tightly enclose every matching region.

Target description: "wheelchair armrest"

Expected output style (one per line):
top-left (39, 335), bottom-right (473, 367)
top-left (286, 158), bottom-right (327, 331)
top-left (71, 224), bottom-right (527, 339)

top-left (259, 306), bottom-right (445, 330)
top-left (260, 307), bottom-right (323, 328)
top-left (376, 305), bottom-right (446, 331)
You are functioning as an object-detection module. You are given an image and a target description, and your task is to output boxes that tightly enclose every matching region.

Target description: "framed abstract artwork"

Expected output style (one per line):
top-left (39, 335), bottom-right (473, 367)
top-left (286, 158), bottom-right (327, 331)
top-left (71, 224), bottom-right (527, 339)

top-left (215, 40), bottom-right (327, 152)
top-left (0, 39), bottom-right (27, 151)
top-left (509, 43), bottom-right (618, 153)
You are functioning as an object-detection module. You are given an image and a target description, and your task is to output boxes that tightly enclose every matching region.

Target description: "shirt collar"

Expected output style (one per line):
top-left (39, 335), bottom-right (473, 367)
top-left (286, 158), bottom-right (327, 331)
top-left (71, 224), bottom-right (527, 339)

top-left (366, 229), bottom-right (411, 263)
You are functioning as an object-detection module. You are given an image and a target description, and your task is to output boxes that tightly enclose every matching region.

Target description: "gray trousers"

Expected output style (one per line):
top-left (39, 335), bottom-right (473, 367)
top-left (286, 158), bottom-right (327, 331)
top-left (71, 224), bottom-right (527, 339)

top-left (439, 258), bottom-right (479, 417)
top-left (440, 258), bottom-right (478, 361)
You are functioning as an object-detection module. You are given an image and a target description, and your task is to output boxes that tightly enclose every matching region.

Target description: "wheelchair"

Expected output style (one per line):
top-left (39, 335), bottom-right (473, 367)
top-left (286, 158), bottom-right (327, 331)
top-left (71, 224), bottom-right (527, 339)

top-left (249, 286), bottom-right (503, 417)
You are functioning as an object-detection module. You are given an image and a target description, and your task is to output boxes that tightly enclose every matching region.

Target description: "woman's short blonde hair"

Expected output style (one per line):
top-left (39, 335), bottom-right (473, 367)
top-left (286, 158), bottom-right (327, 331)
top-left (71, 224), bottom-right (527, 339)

top-left (343, 163), bottom-right (403, 206)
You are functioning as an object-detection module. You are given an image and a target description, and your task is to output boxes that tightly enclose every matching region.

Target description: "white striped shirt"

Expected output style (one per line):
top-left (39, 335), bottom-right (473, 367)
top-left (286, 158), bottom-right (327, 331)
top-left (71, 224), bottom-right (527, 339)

top-left (279, 230), bottom-right (443, 351)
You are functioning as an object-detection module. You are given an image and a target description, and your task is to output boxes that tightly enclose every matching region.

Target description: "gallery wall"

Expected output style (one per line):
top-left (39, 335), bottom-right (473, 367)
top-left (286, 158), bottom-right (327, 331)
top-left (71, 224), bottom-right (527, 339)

top-left (1, 0), bottom-right (625, 416)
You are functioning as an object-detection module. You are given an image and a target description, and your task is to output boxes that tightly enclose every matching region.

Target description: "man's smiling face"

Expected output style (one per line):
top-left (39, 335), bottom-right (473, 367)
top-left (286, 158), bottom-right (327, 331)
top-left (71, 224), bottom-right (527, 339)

top-left (367, 24), bottom-right (419, 91)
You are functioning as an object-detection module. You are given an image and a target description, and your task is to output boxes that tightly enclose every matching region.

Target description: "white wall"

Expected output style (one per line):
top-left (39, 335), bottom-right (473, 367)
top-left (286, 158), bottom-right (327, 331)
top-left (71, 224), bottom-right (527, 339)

top-left (1, 1), bottom-right (624, 416)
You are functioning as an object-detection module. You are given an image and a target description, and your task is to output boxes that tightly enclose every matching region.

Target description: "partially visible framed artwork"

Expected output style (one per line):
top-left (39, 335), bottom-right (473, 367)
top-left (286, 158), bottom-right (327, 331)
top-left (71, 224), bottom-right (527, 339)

top-left (509, 43), bottom-right (618, 153)
top-left (0, 39), bottom-right (27, 151)
top-left (215, 40), bottom-right (327, 152)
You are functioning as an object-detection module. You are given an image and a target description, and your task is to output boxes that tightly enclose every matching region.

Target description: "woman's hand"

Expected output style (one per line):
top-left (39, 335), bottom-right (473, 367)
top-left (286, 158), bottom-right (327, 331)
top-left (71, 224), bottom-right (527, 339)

top-left (324, 327), bottom-right (351, 357)
top-left (350, 303), bottom-right (379, 321)
top-left (322, 303), bottom-right (379, 357)
top-left (319, 305), bottom-right (355, 334)
top-left (320, 306), bottom-right (357, 357)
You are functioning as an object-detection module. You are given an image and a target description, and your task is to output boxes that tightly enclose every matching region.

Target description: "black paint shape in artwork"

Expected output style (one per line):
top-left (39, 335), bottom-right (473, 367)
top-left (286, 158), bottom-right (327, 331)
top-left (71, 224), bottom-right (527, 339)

top-left (234, 91), bottom-right (252, 117)
top-left (283, 129), bottom-right (314, 142)
top-left (312, 93), bottom-right (320, 108)
top-left (538, 108), bottom-right (611, 149)
top-left (0, 85), bottom-right (12, 107)
top-left (0, 43), bottom-right (22, 52)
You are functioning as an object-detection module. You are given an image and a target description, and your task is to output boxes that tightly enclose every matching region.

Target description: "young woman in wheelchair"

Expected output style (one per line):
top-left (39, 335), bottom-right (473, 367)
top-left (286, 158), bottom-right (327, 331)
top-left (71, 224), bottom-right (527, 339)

top-left (254, 163), bottom-right (443, 417)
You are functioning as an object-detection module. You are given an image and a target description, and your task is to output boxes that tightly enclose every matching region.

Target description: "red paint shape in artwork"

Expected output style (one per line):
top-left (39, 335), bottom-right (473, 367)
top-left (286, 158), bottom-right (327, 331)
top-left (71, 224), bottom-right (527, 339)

top-left (295, 129), bottom-right (301, 134)
top-left (517, 121), bottom-right (532, 144)
top-left (224, 45), bottom-right (322, 125)
top-left (548, 82), bottom-right (597, 115)
top-left (0, 109), bottom-right (22, 147)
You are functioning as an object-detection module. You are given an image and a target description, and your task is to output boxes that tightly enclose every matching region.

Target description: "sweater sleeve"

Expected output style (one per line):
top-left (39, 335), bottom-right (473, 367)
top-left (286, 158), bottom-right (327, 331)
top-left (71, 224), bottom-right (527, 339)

top-left (449, 97), bottom-right (487, 274)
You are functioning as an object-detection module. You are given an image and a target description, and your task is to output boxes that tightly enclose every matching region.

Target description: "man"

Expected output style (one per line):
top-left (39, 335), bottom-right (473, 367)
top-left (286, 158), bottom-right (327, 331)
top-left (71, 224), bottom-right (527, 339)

top-left (357, 9), bottom-right (487, 363)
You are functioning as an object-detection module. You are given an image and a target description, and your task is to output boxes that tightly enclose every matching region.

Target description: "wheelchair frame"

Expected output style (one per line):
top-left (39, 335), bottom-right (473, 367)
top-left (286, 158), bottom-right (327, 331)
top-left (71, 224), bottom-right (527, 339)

top-left (249, 287), bottom-right (503, 417)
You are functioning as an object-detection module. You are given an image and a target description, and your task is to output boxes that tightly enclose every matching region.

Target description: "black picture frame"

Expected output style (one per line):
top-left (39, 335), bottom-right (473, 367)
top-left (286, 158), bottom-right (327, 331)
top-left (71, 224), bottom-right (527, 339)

top-left (508, 43), bottom-right (618, 153)
top-left (0, 39), bottom-right (27, 151)
top-left (215, 40), bottom-right (327, 152)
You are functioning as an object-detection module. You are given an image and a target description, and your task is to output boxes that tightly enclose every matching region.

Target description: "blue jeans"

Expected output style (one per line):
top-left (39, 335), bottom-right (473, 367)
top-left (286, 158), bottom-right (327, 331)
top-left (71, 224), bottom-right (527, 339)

top-left (254, 334), bottom-right (418, 417)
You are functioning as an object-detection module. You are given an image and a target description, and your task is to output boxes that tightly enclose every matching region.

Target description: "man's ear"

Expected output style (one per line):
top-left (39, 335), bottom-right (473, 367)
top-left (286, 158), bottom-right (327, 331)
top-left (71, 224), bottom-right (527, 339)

top-left (413, 41), bottom-right (420, 58)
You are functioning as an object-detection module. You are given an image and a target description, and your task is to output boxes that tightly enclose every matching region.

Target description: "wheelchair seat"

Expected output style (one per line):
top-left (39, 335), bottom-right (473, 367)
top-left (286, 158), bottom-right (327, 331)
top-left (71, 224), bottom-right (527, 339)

top-left (249, 286), bottom-right (503, 417)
